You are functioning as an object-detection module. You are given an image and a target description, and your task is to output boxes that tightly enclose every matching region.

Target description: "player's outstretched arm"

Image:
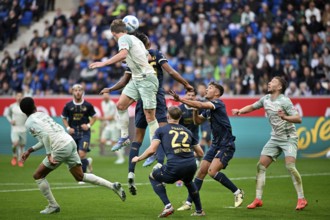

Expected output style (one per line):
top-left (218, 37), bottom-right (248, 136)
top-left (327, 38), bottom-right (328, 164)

top-left (232, 104), bottom-right (255, 116)
top-left (132, 140), bottom-right (160, 163)
top-left (89, 49), bottom-right (128, 69)
top-left (21, 142), bottom-right (44, 162)
top-left (99, 72), bottom-right (131, 94)
top-left (162, 63), bottom-right (194, 92)
top-left (168, 90), bottom-right (213, 109)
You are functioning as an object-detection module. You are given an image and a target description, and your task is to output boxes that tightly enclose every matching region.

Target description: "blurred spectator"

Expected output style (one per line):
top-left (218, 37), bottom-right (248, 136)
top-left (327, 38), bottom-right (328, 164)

top-left (24, 0), bottom-right (44, 21)
top-left (59, 37), bottom-right (81, 60)
top-left (285, 81), bottom-right (300, 97)
top-left (0, 81), bottom-right (13, 95)
top-left (305, 1), bottom-right (321, 24)
top-left (240, 5), bottom-right (255, 26)
top-left (23, 50), bottom-right (38, 72)
top-left (4, 10), bottom-right (19, 43)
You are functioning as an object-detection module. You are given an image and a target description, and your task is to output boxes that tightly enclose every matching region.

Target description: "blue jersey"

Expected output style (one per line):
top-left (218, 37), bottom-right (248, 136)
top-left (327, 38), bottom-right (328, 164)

top-left (153, 123), bottom-right (198, 164)
top-left (134, 49), bottom-right (168, 128)
top-left (179, 104), bottom-right (199, 140)
top-left (201, 99), bottom-right (235, 148)
top-left (61, 100), bottom-right (96, 137)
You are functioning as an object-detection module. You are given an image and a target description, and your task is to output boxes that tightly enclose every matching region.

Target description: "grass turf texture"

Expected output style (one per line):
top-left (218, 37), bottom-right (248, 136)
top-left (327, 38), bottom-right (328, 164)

top-left (0, 154), bottom-right (329, 220)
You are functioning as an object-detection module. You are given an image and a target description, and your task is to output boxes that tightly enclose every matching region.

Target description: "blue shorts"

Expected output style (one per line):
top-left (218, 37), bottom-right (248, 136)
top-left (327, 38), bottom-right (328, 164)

top-left (203, 143), bottom-right (235, 169)
top-left (73, 134), bottom-right (91, 152)
top-left (152, 160), bottom-right (197, 184)
top-left (135, 93), bottom-right (167, 129)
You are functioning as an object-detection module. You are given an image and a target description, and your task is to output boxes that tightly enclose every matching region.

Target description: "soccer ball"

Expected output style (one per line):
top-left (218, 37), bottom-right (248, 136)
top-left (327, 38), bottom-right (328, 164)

top-left (123, 15), bottom-right (139, 33)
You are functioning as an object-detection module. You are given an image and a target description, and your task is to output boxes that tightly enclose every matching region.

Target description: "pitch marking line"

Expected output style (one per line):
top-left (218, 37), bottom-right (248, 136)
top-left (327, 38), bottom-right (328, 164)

top-left (0, 172), bottom-right (329, 193)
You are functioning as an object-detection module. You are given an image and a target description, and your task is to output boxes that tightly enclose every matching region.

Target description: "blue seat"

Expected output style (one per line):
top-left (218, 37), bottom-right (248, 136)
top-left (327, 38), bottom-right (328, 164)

top-left (20, 11), bottom-right (33, 26)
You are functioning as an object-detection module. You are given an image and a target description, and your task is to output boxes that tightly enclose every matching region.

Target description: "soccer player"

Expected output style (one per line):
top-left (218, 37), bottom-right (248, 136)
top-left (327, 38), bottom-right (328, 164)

top-left (170, 82), bottom-right (244, 210)
top-left (232, 76), bottom-right (308, 210)
top-left (99, 93), bottom-right (125, 164)
top-left (5, 92), bottom-right (27, 167)
top-left (90, 19), bottom-right (159, 155)
top-left (101, 32), bottom-right (194, 195)
top-left (132, 106), bottom-right (205, 217)
top-left (62, 84), bottom-right (96, 177)
top-left (19, 97), bottom-right (125, 214)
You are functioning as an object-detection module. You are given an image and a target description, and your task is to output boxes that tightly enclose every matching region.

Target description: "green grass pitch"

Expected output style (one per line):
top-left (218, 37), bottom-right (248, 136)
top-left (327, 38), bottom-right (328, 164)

top-left (0, 154), bottom-right (329, 220)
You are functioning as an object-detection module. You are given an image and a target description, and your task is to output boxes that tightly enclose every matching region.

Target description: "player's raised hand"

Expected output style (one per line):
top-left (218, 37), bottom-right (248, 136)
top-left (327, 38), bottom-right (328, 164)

top-left (47, 155), bottom-right (58, 166)
top-left (89, 62), bottom-right (104, 69)
top-left (99, 88), bottom-right (111, 94)
top-left (169, 90), bottom-right (180, 102)
top-left (232, 109), bottom-right (240, 115)
top-left (21, 151), bottom-right (30, 162)
top-left (185, 84), bottom-right (194, 92)
top-left (277, 109), bottom-right (287, 120)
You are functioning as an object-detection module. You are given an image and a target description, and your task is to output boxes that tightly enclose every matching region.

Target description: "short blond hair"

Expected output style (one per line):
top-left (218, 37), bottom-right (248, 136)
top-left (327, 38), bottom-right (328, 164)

top-left (110, 19), bottom-right (127, 33)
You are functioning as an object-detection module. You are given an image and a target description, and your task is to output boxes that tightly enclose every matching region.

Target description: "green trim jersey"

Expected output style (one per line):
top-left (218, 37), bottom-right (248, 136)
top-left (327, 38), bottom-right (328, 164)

top-left (118, 34), bottom-right (155, 79)
top-left (25, 112), bottom-right (73, 154)
top-left (253, 94), bottom-right (299, 140)
top-left (5, 102), bottom-right (27, 132)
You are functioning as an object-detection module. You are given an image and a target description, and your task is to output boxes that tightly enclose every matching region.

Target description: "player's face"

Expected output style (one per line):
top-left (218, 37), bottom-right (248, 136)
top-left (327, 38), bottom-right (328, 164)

top-left (103, 93), bottom-right (110, 101)
top-left (15, 93), bottom-right (23, 103)
top-left (205, 85), bottom-right (217, 99)
top-left (73, 87), bottom-right (84, 100)
top-left (197, 85), bottom-right (206, 97)
top-left (185, 91), bottom-right (196, 101)
top-left (267, 78), bottom-right (281, 93)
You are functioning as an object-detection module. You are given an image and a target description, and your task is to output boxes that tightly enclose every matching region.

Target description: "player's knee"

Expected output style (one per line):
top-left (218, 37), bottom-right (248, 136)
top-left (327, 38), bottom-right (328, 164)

top-left (33, 172), bottom-right (42, 180)
top-left (285, 163), bottom-right (296, 173)
top-left (207, 167), bottom-right (217, 177)
top-left (257, 162), bottom-right (266, 172)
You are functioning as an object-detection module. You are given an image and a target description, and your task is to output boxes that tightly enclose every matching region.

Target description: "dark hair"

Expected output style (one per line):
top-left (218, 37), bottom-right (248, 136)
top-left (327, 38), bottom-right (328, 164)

top-left (273, 76), bottom-right (287, 94)
top-left (168, 106), bottom-right (182, 120)
top-left (209, 81), bottom-right (224, 96)
top-left (19, 97), bottom-right (36, 116)
top-left (185, 89), bottom-right (197, 95)
top-left (134, 31), bottom-right (149, 47)
top-left (110, 19), bottom-right (127, 33)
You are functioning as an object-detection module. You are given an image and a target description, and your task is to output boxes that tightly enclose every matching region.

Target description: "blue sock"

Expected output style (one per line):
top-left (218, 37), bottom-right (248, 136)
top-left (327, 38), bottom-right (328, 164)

top-left (185, 181), bottom-right (202, 212)
top-left (187, 178), bottom-right (203, 203)
top-left (213, 172), bottom-right (238, 193)
top-left (149, 175), bottom-right (170, 206)
top-left (128, 142), bottom-right (142, 173)
top-left (81, 158), bottom-right (88, 173)
top-left (156, 143), bottom-right (165, 165)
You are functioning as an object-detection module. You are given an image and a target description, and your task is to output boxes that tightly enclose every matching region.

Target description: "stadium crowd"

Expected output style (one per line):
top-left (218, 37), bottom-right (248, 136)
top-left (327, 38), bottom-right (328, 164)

top-left (0, 0), bottom-right (330, 96)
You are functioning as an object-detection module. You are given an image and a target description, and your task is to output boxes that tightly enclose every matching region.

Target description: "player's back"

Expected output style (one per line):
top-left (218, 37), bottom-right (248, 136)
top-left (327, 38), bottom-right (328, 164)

top-left (155, 124), bottom-right (197, 163)
top-left (26, 112), bottom-right (72, 151)
top-left (179, 104), bottom-right (199, 140)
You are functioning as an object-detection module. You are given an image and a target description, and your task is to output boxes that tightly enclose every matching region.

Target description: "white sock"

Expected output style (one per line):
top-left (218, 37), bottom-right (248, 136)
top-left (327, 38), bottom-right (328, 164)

top-left (115, 148), bottom-right (125, 160)
top-left (148, 120), bottom-right (159, 142)
top-left (83, 173), bottom-right (114, 189)
top-left (234, 189), bottom-right (241, 195)
top-left (286, 163), bottom-right (304, 199)
top-left (35, 178), bottom-right (59, 207)
top-left (118, 110), bottom-right (129, 138)
top-left (256, 163), bottom-right (266, 200)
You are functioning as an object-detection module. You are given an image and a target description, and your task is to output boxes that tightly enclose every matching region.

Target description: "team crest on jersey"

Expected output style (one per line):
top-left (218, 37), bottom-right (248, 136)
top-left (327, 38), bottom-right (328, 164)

top-left (81, 106), bottom-right (87, 111)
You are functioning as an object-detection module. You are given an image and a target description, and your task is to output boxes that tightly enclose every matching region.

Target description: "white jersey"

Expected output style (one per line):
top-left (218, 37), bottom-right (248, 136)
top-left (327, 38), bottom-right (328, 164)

top-left (101, 99), bottom-right (119, 129)
top-left (5, 102), bottom-right (27, 132)
top-left (253, 94), bottom-right (299, 140)
top-left (25, 112), bottom-right (72, 154)
top-left (118, 34), bottom-right (155, 80)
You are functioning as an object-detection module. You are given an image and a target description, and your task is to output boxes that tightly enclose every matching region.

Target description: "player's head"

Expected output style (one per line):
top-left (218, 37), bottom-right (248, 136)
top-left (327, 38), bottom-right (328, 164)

top-left (268, 76), bottom-right (287, 94)
top-left (184, 89), bottom-right (197, 101)
top-left (134, 32), bottom-right (150, 49)
top-left (19, 97), bottom-right (36, 116)
top-left (197, 82), bottom-right (207, 97)
top-left (110, 19), bottom-right (127, 39)
top-left (167, 106), bottom-right (182, 121)
top-left (206, 82), bottom-right (224, 99)
top-left (102, 92), bottom-right (110, 101)
top-left (15, 92), bottom-right (23, 103)
top-left (72, 84), bottom-right (84, 102)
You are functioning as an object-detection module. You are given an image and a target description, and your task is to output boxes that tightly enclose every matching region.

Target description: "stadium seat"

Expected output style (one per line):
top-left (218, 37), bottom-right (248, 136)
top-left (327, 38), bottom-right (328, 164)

top-left (20, 11), bottom-right (33, 26)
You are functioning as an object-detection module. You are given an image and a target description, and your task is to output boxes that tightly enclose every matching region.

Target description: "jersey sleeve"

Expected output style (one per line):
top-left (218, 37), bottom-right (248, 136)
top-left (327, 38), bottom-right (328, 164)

top-left (61, 104), bottom-right (69, 118)
top-left (156, 50), bottom-right (168, 66)
top-left (282, 97), bottom-right (299, 116)
top-left (118, 35), bottom-right (131, 51)
top-left (125, 67), bottom-right (132, 74)
top-left (4, 105), bottom-right (12, 122)
top-left (87, 103), bottom-right (97, 117)
top-left (252, 96), bottom-right (266, 109)
top-left (153, 127), bottom-right (162, 142)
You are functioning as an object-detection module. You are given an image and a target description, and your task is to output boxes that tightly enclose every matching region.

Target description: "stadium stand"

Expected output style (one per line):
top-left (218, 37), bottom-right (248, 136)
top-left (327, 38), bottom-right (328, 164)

top-left (0, 0), bottom-right (329, 96)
